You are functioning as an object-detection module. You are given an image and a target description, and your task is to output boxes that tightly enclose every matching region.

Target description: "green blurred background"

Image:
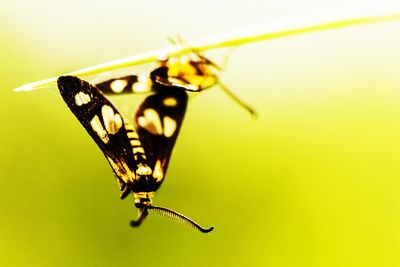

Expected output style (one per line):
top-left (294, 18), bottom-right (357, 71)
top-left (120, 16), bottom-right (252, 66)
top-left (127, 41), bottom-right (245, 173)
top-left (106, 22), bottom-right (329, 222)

top-left (1, 0), bottom-right (400, 266)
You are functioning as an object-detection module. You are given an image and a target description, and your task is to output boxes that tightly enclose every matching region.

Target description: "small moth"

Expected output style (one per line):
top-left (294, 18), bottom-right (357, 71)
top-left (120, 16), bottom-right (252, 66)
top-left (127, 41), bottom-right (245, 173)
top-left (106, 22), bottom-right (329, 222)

top-left (57, 73), bottom-right (214, 233)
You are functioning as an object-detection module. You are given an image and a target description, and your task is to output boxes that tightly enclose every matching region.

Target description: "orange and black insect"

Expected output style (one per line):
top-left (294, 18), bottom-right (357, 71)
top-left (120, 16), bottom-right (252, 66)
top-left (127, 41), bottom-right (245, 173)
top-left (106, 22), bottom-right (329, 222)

top-left (57, 71), bottom-right (214, 233)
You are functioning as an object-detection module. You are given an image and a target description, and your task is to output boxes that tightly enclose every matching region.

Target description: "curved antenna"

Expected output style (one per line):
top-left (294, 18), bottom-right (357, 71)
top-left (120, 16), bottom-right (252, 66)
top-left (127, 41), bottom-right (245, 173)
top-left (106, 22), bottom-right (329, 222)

top-left (148, 205), bottom-right (214, 233)
top-left (130, 208), bottom-right (149, 227)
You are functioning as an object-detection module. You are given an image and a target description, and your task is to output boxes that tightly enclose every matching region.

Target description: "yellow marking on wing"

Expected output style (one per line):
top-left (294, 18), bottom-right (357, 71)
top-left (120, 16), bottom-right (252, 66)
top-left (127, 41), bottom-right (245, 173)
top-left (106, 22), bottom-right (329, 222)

top-left (106, 156), bottom-right (134, 183)
top-left (152, 159), bottom-right (164, 182)
top-left (163, 97), bottom-right (178, 107)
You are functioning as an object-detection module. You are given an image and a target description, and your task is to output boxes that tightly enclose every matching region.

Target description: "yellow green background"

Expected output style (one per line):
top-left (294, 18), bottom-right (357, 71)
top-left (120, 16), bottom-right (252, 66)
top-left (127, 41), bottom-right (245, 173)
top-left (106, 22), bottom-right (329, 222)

top-left (1, 1), bottom-right (400, 266)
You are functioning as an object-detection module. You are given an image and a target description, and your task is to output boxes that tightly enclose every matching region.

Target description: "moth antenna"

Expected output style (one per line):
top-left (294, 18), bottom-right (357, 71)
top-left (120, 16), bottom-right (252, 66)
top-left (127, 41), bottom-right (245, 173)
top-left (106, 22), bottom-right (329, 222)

top-left (218, 81), bottom-right (257, 118)
top-left (213, 47), bottom-right (237, 71)
top-left (148, 205), bottom-right (214, 233)
top-left (167, 35), bottom-right (178, 46)
top-left (130, 208), bottom-right (148, 227)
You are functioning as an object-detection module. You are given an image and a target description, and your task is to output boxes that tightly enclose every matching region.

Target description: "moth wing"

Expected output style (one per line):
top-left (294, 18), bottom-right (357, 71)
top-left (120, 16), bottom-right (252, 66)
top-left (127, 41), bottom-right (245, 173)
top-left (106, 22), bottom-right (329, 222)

top-left (95, 75), bottom-right (152, 95)
top-left (57, 76), bottom-right (137, 185)
top-left (133, 83), bottom-right (188, 184)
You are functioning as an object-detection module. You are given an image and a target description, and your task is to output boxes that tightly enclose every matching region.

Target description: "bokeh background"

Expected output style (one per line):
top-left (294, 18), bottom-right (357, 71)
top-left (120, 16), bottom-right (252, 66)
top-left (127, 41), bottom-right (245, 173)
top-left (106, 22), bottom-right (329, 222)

top-left (1, 0), bottom-right (400, 266)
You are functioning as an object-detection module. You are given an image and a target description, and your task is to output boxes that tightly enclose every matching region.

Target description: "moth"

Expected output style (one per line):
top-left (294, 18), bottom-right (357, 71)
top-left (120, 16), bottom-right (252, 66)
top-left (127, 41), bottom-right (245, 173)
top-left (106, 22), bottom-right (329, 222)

top-left (57, 74), bottom-right (214, 233)
top-left (96, 51), bottom-right (256, 116)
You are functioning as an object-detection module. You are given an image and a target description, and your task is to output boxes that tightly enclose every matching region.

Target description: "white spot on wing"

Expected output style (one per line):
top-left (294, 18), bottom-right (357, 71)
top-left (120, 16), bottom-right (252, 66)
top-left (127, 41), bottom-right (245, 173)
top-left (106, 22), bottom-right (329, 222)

top-left (132, 73), bottom-right (151, 93)
top-left (163, 116), bottom-right (177, 137)
top-left (138, 109), bottom-right (163, 135)
top-left (132, 83), bottom-right (148, 93)
top-left (110, 79), bottom-right (128, 93)
top-left (74, 92), bottom-right (91, 106)
top-left (90, 115), bottom-right (109, 143)
top-left (102, 105), bottom-right (123, 135)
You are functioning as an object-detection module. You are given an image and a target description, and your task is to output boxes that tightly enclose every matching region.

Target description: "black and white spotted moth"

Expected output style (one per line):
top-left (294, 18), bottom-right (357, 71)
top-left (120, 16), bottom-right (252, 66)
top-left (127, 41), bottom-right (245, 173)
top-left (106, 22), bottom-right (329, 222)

top-left (58, 69), bottom-right (215, 233)
top-left (57, 53), bottom-right (254, 233)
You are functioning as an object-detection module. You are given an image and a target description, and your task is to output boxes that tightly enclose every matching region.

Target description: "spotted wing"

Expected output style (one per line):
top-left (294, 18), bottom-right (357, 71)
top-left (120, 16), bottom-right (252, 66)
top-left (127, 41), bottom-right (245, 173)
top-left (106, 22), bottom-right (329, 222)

top-left (133, 83), bottom-right (188, 184)
top-left (57, 76), bottom-right (138, 187)
top-left (95, 75), bottom-right (152, 95)
top-left (94, 65), bottom-right (202, 97)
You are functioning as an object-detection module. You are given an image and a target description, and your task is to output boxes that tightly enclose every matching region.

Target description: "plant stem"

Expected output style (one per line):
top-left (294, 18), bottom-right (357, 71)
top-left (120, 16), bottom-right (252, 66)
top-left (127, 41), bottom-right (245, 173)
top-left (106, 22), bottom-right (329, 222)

top-left (15, 12), bottom-right (400, 92)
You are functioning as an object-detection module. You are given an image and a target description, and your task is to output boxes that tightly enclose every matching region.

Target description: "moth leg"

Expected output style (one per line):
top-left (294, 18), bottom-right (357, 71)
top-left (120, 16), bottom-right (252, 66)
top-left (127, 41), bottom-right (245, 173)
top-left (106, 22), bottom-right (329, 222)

top-left (120, 184), bottom-right (132, 200)
top-left (130, 208), bottom-right (148, 227)
top-left (218, 81), bottom-right (257, 117)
